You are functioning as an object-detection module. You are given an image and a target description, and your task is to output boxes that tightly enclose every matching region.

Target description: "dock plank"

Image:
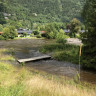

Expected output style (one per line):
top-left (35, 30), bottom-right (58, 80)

top-left (18, 55), bottom-right (51, 63)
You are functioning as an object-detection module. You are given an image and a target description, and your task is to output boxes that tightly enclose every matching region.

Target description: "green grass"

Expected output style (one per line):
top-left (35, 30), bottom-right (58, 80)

top-left (0, 49), bottom-right (15, 61)
top-left (40, 43), bottom-right (80, 64)
top-left (15, 36), bottom-right (45, 40)
top-left (0, 83), bottom-right (25, 96)
top-left (0, 48), bottom-right (96, 96)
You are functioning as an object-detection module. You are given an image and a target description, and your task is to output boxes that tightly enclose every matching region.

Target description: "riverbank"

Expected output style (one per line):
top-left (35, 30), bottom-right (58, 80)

top-left (0, 48), bottom-right (96, 96)
top-left (15, 36), bottom-right (45, 40)
top-left (40, 42), bottom-right (80, 64)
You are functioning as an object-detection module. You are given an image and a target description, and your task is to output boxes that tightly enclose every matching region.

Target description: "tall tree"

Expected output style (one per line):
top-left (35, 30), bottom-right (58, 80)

top-left (70, 18), bottom-right (81, 37)
top-left (81, 0), bottom-right (96, 69)
top-left (0, 1), bottom-right (6, 24)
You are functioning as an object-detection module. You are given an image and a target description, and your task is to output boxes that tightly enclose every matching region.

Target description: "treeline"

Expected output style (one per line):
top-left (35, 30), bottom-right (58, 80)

top-left (0, 1), bottom-right (7, 24)
top-left (0, 18), bottom-right (83, 40)
top-left (1, 0), bottom-right (85, 26)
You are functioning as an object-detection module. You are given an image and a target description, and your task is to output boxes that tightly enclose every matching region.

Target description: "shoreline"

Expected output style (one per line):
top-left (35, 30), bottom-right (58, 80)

top-left (0, 48), bottom-right (96, 96)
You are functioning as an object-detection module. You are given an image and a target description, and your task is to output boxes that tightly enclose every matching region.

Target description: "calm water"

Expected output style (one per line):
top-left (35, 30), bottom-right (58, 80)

top-left (0, 39), bottom-right (96, 84)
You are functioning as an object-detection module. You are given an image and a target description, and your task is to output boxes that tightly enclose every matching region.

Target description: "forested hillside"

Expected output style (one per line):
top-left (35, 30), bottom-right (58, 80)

top-left (4, 0), bottom-right (85, 23)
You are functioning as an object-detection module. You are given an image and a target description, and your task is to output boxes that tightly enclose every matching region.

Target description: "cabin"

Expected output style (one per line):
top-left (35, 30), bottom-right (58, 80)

top-left (63, 29), bottom-right (70, 33)
top-left (40, 31), bottom-right (46, 34)
top-left (81, 30), bottom-right (85, 33)
top-left (17, 28), bottom-right (32, 37)
top-left (40, 31), bottom-right (46, 37)
top-left (63, 29), bottom-right (85, 33)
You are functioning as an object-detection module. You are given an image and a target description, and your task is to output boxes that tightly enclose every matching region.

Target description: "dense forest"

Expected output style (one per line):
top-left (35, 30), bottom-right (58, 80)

top-left (0, 0), bottom-right (85, 27)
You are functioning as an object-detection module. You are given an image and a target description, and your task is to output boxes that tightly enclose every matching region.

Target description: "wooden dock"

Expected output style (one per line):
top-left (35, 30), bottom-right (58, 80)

top-left (17, 55), bottom-right (51, 63)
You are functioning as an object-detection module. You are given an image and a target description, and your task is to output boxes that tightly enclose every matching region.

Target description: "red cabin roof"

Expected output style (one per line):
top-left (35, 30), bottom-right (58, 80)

top-left (0, 32), bottom-right (3, 35)
top-left (40, 31), bottom-right (46, 34)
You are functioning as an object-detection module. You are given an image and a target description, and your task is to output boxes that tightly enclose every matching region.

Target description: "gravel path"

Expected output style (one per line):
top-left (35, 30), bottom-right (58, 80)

top-left (67, 38), bottom-right (82, 45)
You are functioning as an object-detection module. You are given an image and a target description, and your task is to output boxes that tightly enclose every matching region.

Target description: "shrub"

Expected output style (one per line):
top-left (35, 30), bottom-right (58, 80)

top-left (76, 33), bottom-right (81, 39)
top-left (30, 33), bottom-right (34, 37)
top-left (36, 34), bottom-right (42, 38)
top-left (56, 29), bottom-right (69, 44)
top-left (57, 29), bottom-right (69, 39)
top-left (2, 26), bottom-right (17, 40)
top-left (56, 38), bottom-right (67, 44)
top-left (23, 32), bottom-right (28, 37)
top-left (44, 23), bottom-right (59, 39)
top-left (33, 30), bottom-right (40, 35)
top-left (0, 35), bottom-right (5, 40)
top-left (48, 31), bottom-right (55, 39)
top-left (20, 34), bottom-right (24, 37)
top-left (0, 24), bottom-right (3, 31)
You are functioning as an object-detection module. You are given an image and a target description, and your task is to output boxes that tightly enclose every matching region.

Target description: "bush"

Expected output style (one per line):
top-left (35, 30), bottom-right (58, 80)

top-left (2, 26), bottom-right (17, 40)
top-left (56, 29), bottom-right (69, 44)
top-left (56, 38), bottom-right (67, 44)
top-left (48, 31), bottom-right (55, 39)
top-left (33, 30), bottom-right (40, 35)
top-left (2, 27), bottom-right (10, 40)
top-left (0, 24), bottom-right (3, 31)
top-left (56, 29), bottom-right (69, 39)
top-left (23, 32), bottom-right (28, 37)
top-left (30, 33), bottom-right (34, 37)
top-left (76, 33), bottom-right (81, 39)
top-left (0, 35), bottom-right (5, 40)
top-left (36, 34), bottom-right (42, 38)
top-left (20, 34), bottom-right (24, 37)
top-left (44, 23), bottom-right (59, 39)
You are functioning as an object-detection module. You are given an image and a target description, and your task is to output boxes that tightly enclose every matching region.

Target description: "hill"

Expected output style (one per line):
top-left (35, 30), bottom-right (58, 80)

top-left (5, 0), bottom-right (85, 22)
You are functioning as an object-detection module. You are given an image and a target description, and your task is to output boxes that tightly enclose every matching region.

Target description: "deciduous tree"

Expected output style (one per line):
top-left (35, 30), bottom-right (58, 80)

top-left (2, 26), bottom-right (17, 39)
top-left (70, 18), bottom-right (81, 38)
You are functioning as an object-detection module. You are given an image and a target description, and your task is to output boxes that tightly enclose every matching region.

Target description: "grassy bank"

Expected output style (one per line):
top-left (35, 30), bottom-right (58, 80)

top-left (40, 43), bottom-right (80, 64)
top-left (0, 48), bottom-right (96, 96)
top-left (15, 36), bottom-right (44, 40)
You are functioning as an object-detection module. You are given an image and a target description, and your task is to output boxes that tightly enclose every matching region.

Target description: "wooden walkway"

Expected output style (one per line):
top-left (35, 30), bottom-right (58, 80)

top-left (18, 55), bottom-right (51, 63)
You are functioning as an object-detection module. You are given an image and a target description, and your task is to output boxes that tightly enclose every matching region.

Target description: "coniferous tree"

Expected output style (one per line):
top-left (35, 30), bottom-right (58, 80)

top-left (82, 0), bottom-right (96, 69)
top-left (0, 1), bottom-right (6, 24)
